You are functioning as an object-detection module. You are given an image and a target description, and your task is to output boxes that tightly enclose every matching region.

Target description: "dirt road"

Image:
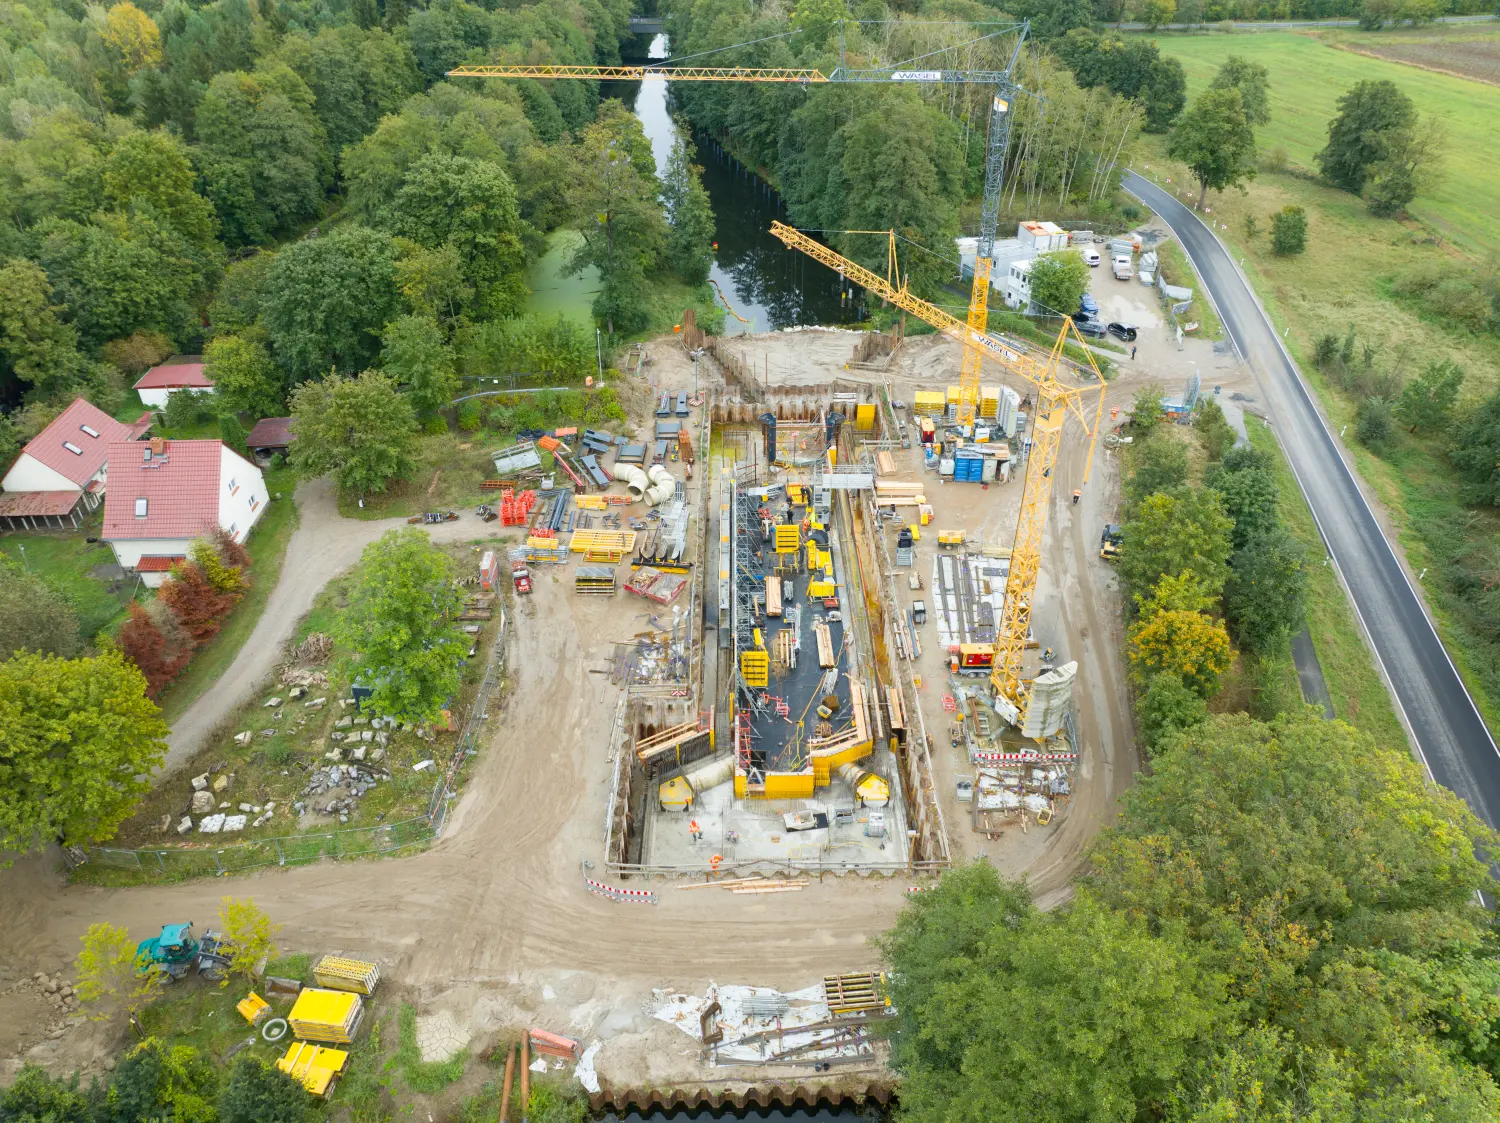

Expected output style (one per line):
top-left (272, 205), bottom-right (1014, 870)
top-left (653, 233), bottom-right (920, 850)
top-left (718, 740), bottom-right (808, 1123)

top-left (163, 479), bottom-right (492, 775)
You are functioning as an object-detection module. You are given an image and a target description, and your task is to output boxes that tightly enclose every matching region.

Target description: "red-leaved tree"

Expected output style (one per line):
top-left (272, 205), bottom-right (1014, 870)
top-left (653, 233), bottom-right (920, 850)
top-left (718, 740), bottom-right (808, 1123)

top-left (118, 602), bottom-right (190, 695)
top-left (212, 526), bottom-right (252, 572)
top-left (158, 560), bottom-right (235, 645)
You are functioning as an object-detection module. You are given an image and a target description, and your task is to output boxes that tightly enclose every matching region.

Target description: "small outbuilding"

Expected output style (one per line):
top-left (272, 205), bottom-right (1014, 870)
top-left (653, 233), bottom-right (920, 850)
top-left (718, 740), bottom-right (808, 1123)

top-left (134, 358), bottom-right (214, 408)
top-left (246, 417), bottom-right (293, 463)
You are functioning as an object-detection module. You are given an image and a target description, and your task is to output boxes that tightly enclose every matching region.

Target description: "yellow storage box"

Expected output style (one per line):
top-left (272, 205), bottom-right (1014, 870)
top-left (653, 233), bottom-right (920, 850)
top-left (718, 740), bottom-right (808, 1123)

top-left (912, 391), bottom-right (945, 417)
top-left (277, 1042), bottom-right (350, 1097)
top-left (288, 988), bottom-right (363, 1045)
top-left (773, 523), bottom-right (800, 554)
top-left (236, 992), bottom-right (271, 1026)
top-left (312, 956), bottom-right (380, 996)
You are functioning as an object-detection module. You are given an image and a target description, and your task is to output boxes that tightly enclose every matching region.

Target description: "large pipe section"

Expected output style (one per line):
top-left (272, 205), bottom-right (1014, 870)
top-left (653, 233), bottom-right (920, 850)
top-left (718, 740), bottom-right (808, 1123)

top-left (837, 763), bottom-right (891, 807)
top-left (645, 463), bottom-right (676, 506)
top-left (611, 462), bottom-right (650, 500)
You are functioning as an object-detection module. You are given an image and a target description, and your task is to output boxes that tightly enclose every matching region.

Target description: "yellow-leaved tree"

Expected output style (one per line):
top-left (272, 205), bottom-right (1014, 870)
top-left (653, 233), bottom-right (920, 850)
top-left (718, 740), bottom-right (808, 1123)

top-left (75, 922), bottom-right (163, 1024)
top-left (218, 898), bottom-right (280, 984)
top-left (1128, 608), bottom-right (1232, 697)
top-left (101, 3), bottom-right (163, 74)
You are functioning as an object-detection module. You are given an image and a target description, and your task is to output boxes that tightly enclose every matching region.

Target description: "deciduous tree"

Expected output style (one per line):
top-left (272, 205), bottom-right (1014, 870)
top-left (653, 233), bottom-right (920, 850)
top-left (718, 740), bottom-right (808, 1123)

top-left (1270, 204), bottom-right (1306, 255)
top-left (100, 130), bottom-right (219, 252)
top-left (1168, 86), bottom-right (1257, 210)
top-left (263, 227), bottom-right (401, 381)
top-left (117, 602), bottom-right (188, 695)
top-left (0, 648), bottom-right (168, 855)
top-left (1026, 250), bottom-right (1091, 317)
top-left (1207, 55), bottom-right (1271, 127)
top-left (159, 558), bottom-right (237, 644)
top-left (289, 370), bottom-right (417, 494)
top-left (1124, 432), bottom-right (1189, 507)
top-left (1395, 357), bottom-right (1463, 433)
top-left (204, 334), bottom-right (285, 419)
top-left (218, 1057), bottom-right (312, 1123)
top-left (1205, 459), bottom-right (1279, 549)
top-left (380, 314), bottom-right (456, 417)
top-left (1316, 79), bottom-right (1416, 196)
top-left (1452, 386), bottom-right (1500, 505)
top-left (662, 134), bottom-right (715, 287)
top-left (1119, 488), bottom-right (1234, 601)
top-left (1128, 606), bottom-right (1232, 696)
top-left (0, 257), bottom-right (89, 401)
top-left (74, 922), bottom-right (162, 1023)
top-left (217, 897), bottom-right (279, 984)
top-left (1224, 527), bottom-right (1307, 654)
top-left (101, 3), bottom-right (163, 75)
top-left (1366, 113), bottom-right (1446, 218)
top-left (334, 528), bottom-right (466, 722)
top-left (0, 551), bottom-right (81, 658)
top-left (1136, 671), bottom-right (1208, 754)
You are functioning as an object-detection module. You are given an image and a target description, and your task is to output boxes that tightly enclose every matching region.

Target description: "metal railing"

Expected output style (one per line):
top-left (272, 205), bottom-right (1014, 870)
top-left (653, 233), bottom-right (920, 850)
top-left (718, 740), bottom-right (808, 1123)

top-left (76, 609), bottom-right (509, 882)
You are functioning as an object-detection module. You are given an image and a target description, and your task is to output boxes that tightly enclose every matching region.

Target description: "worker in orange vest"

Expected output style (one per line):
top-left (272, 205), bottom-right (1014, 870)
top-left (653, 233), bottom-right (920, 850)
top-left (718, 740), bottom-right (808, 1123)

top-left (710, 854), bottom-right (723, 871)
top-left (1072, 489), bottom-right (1081, 505)
top-left (689, 819), bottom-right (702, 842)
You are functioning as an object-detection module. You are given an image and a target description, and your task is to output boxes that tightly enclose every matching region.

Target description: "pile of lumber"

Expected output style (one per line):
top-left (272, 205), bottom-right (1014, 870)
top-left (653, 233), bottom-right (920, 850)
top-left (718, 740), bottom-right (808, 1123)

top-left (875, 479), bottom-right (926, 507)
top-left (677, 876), bottom-right (809, 893)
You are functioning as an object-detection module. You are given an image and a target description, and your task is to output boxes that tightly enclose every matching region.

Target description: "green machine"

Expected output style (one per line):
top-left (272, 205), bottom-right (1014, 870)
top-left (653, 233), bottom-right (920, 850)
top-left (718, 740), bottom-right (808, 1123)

top-left (135, 923), bottom-right (233, 983)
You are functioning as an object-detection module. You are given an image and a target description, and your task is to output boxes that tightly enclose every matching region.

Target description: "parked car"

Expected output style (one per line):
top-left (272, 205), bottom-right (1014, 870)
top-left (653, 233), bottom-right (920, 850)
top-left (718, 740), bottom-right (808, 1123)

top-left (1107, 322), bottom-right (1138, 342)
top-left (1078, 293), bottom-right (1099, 319)
top-left (1112, 254), bottom-right (1134, 281)
top-left (1075, 318), bottom-right (1108, 338)
top-left (1082, 246), bottom-right (1101, 267)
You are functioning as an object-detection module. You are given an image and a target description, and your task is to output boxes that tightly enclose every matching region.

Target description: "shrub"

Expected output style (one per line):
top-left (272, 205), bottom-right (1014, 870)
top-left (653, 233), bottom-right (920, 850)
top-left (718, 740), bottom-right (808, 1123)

top-left (1313, 333), bottom-right (1340, 369)
top-left (457, 400), bottom-right (483, 431)
top-left (1355, 395), bottom-right (1393, 446)
top-left (1270, 206), bottom-right (1306, 256)
top-left (423, 414), bottom-right (448, 435)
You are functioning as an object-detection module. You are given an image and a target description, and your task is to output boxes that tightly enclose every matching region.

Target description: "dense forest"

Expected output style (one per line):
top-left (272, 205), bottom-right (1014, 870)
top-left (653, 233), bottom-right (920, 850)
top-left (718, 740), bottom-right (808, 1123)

top-left (0, 0), bottom-right (718, 466)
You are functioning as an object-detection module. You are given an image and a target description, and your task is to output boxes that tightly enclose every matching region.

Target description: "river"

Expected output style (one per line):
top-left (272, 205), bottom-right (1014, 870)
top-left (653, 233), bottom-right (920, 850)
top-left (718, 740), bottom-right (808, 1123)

top-left (620, 35), bottom-right (856, 335)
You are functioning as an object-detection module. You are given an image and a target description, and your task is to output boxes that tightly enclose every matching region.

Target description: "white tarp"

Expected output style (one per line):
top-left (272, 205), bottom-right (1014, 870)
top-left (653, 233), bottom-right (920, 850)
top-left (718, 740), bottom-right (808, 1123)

top-left (652, 983), bottom-right (881, 1067)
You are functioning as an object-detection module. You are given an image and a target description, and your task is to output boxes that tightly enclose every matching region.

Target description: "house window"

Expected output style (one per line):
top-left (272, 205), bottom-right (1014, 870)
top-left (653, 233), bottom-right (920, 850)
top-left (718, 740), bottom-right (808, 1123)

top-left (134, 498), bottom-right (148, 518)
top-left (62, 441), bottom-right (83, 455)
top-left (228, 523), bottom-right (238, 537)
top-left (228, 478), bottom-right (239, 496)
top-left (142, 448), bottom-right (152, 463)
top-left (249, 496), bottom-right (259, 513)
top-left (80, 424), bottom-right (100, 438)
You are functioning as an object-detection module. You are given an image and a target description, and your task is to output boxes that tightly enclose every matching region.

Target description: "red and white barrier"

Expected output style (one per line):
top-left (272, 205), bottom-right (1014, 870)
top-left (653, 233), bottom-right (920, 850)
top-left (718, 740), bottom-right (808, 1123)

top-left (971, 751), bottom-right (1078, 764)
top-left (585, 876), bottom-right (658, 904)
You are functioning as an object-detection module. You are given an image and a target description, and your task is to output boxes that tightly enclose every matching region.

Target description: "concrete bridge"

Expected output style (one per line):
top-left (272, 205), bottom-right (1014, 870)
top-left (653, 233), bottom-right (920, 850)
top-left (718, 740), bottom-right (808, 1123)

top-left (628, 16), bottom-right (664, 34)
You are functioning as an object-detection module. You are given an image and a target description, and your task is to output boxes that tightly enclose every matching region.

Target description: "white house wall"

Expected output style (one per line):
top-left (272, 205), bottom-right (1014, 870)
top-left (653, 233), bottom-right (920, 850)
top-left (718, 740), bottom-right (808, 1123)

top-left (137, 386), bottom-right (215, 409)
top-left (2, 453), bottom-right (79, 493)
top-left (109, 537), bottom-right (195, 582)
top-left (218, 446), bottom-right (269, 542)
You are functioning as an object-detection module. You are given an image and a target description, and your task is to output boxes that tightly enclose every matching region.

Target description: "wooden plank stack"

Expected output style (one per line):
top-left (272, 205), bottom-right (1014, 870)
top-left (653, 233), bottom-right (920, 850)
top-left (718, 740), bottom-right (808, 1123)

top-left (814, 620), bottom-right (835, 668)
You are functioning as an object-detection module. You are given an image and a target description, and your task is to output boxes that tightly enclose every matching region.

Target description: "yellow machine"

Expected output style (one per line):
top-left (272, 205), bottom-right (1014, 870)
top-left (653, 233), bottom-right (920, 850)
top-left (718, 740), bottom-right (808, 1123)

top-left (937, 530), bottom-right (967, 548)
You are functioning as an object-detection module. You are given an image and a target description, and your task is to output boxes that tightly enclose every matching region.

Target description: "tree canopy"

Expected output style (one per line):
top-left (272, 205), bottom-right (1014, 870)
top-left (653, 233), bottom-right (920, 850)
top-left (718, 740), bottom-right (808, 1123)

top-left (288, 370), bottom-right (417, 495)
top-left (1316, 79), bottom-right (1417, 195)
top-left (1168, 86), bottom-right (1258, 209)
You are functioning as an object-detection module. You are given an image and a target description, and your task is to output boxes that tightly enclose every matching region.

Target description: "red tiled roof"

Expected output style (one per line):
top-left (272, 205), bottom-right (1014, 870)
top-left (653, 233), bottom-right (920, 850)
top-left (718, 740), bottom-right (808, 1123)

top-left (135, 555), bottom-right (186, 573)
top-left (8, 398), bottom-right (142, 489)
top-left (127, 412), bottom-right (154, 439)
top-left (134, 361), bottom-right (212, 390)
top-left (102, 439), bottom-right (222, 541)
top-left (246, 417), bottom-right (293, 449)
top-left (0, 490), bottom-right (83, 517)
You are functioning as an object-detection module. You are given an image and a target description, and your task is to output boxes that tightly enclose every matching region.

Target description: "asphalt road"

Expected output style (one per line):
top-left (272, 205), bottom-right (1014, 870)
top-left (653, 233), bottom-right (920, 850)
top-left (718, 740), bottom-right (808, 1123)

top-left (1125, 170), bottom-right (1500, 829)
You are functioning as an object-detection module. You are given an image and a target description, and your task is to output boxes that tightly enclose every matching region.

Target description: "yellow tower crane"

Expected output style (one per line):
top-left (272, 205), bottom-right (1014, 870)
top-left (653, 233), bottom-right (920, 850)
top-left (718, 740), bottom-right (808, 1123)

top-left (766, 223), bottom-right (1106, 732)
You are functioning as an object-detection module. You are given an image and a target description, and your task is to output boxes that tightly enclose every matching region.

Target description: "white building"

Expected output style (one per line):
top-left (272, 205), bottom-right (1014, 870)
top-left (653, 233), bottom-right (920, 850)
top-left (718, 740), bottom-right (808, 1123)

top-left (0, 398), bottom-right (151, 530)
top-left (1002, 257), bottom-right (1035, 311)
top-left (134, 358), bottom-right (214, 408)
top-left (1017, 220), bottom-right (1069, 253)
top-left (101, 438), bottom-right (269, 587)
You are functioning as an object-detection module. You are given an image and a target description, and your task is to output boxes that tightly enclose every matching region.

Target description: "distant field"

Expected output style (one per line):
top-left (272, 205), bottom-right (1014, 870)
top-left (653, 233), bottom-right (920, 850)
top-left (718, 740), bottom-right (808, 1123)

top-left (1325, 23), bottom-right (1500, 86)
top-left (1151, 30), bottom-right (1500, 254)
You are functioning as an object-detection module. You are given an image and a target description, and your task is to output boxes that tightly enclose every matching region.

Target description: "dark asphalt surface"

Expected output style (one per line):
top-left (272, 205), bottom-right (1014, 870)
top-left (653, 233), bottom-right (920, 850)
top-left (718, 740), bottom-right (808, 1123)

top-left (1125, 170), bottom-right (1500, 829)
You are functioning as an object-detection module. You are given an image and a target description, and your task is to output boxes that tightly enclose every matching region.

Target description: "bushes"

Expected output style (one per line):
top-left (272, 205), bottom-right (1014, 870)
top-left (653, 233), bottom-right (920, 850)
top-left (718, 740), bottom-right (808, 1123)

top-left (1391, 261), bottom-right (1499, 335)
top-left (466, 313), bottom-right (594, 379)
top-left (1270, 205), bottom-right (1306, 256)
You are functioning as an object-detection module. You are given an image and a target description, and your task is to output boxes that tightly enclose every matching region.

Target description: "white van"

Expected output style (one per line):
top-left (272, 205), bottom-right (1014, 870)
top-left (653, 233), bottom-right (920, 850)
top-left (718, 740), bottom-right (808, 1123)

top-left (1082, 247), bottom-right (1101, 267)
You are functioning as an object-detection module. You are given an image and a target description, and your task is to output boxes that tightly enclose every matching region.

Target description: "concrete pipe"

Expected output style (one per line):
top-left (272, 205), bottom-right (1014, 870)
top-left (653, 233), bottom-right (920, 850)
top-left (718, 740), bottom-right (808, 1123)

top-left (612, 464), bottom-right (649, 500)
top-left (647, 464), bottom-right (674, 489)
top-left (645, 481), bottom-right (675, 507)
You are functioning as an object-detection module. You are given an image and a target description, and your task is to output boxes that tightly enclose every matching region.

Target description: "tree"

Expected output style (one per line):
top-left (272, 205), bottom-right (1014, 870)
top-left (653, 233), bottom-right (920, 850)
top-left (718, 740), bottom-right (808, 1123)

top-left (1168, 87), bottom-right (1257, 210)
top-left (1205, 460), bottom-right (1278, 549)
top-left (289, 371), bottom-right (418, 495)
top-left (0, 649), bottom-right (168, 855)
top-left (1208, 55), bottom-right (1271, 127)
top-left (1356, 394), bottom-right (1394, 446)
top-left (1128, 607), bottom-right (1232, 696)
top-left (566, 101), bottom-right (668, 334)
top-left (1452, 386), bottom-right (1500, 505)
top-left (263, 227), bottom-right (401, 382)
top-left (101, 3), bottom-right (163, 75)
top-left (1124, 433), bottom-right (1189, 506)
top-left (106, 1039), bottom-right (218, 1123)
top-left (100, 130), bottom-right (219, 252)
top-left (117, 602), bottom-right (189, 696)
top-left (334, 528), bottom-right (466, 722)
top-left (0, 551), bottom-right (81, 658)
top-left (196, 65), bottom-right (333, 247)
top-left (159, 560), bottom-right (236, 645)
top-left (661, 134), bottom-right (716, 287)
top-left (1225, 528), bottom-right (1307, 654)
top-left (1131, 384), bottom-right (1165, 431)
top-left (190, 538), bottom-right (247, 597)
top-left (103, 331), bottom-right (173, 378)
top-left (1366, 114), bottom-right (1447, 217)
top-left (380, 314), bottom-right (456, 417)
top-left (208, 251), bottom-right (278, 336)
top-left (1270, 205), bottom-right (1306, 255)
top-left (1119, 489), bottom-right (1235, 601)
top-left (1193, 398), bottom-right (1237, 462)
top-left (74, 922), bottom-right (162, 1023)
top-left (0, 257), bottom-right (88, 401)
top-left (877, 864), bottom-right (1224, 1123)
top-left (204, 334), bottom-right (285, 419)
top-left (217, 898), bottom-right (279, 984)
top-left (1137, 671), bottom-right (1208, 754)
top-left (1395, 358), bottom-right (1463, 433)
top-left (218, 1057), bottom-right (311, 1123)
top-left (1316, 80), bottom-right (1417, 196)
top-left (1027, 250), bottom-right (1091, 317)
top-left (1134, 0), bottom-right (1176, 30)
top-left (0, 1064), bottom-right (97, 1122)
top-left (1142, 57), bottom-right (1187, 134)
top-left (386, 154), bottom-right (529, 320)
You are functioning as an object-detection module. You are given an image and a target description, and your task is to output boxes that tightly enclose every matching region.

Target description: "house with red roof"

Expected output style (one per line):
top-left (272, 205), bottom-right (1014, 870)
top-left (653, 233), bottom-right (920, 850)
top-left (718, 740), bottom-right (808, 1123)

top-left (0, 398), bottom-right (152, 530)
top-left (134, 357), bottom-right (214, 408)
top-left (101, 437), bottom-right (269, 587)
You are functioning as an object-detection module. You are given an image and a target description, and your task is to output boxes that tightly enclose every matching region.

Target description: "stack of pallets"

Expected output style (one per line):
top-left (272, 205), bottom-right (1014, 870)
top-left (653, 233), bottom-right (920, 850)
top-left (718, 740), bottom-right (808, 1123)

top-left (823, 972), bottom-right (889, 1015)
top-left (312, 956), bottom-right (380, 996)
top-left (575, 566), bottom-right (617, 595)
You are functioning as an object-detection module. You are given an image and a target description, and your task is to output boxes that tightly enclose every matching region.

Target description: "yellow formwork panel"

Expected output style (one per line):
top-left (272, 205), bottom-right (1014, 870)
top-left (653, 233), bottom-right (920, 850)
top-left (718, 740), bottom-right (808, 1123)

top-left (808, 579), bottom-right (835, 599)
top-left (812, 739), bottom-right (873, 786)
top-left (761, 771), bottom-right (816, 799)
top-left (568, 530), bottom-right (636, 554)
top-left (854, 403), bottom-right (876, 431)
top-left (740, 650), bottom-right (769, 687)
top-left (945, 385), bottom-right (961, 405)
top-left (277, 1043), bottom-right (350, 1097)
top-left (734, 771), bottom-right (748, 798)
top-left (313, 956), bottom-right (380, 996)
top-left (912, 391), bottom-right (945, 416)
top-left (774, 523), bottom-right (800, 553)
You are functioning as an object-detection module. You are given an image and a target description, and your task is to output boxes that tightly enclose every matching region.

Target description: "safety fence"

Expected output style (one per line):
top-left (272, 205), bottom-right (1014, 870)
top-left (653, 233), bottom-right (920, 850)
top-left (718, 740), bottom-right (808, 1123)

top-left (584, 876), bottom-right (658, 905)
top-left (75, 609), bottom-right (508, 882)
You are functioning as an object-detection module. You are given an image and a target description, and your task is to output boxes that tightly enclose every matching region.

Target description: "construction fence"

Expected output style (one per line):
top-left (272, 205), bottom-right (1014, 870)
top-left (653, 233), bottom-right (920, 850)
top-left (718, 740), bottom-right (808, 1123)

top-left (74, 608), bottom-right (509, 882)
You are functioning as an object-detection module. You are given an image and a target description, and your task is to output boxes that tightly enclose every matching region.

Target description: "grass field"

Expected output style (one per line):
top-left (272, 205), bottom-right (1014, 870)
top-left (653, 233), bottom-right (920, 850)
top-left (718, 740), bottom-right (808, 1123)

top-left (1323, 22), bottom-right (1500, 86)
top-left (1151, 29), bottom-right (1500, 253)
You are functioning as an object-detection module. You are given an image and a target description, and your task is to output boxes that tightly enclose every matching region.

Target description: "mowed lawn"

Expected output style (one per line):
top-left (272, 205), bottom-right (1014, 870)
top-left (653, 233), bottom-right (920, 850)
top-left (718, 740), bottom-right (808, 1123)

top-left (1151, 30), bottom-right (1500, 254)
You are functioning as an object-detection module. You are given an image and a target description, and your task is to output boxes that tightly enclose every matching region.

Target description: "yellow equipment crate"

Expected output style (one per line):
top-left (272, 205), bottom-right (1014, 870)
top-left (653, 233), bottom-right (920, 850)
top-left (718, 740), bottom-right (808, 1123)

top-left (808, 579), bottom-right (836, 599)
top-left (912, 390), bottom-right (945, 416)
top-left (979, 386), bottom-right (1000, 418)
top-left (288, 988), bottom-right (363, 1045)
top-left (236, 992), bottom-right (271, 1026)
top-left (312, 956), bottom-right (380, 996)
top-left (773, 524), bottom-right (800, 554)
top-left (277, 1042), bottom-right (350, 1097)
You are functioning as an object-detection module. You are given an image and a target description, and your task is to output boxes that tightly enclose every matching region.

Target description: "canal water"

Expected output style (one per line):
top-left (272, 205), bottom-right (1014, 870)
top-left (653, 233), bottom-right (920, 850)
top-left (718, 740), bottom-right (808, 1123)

top-left (622, 36), bottom-right (855, 334)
